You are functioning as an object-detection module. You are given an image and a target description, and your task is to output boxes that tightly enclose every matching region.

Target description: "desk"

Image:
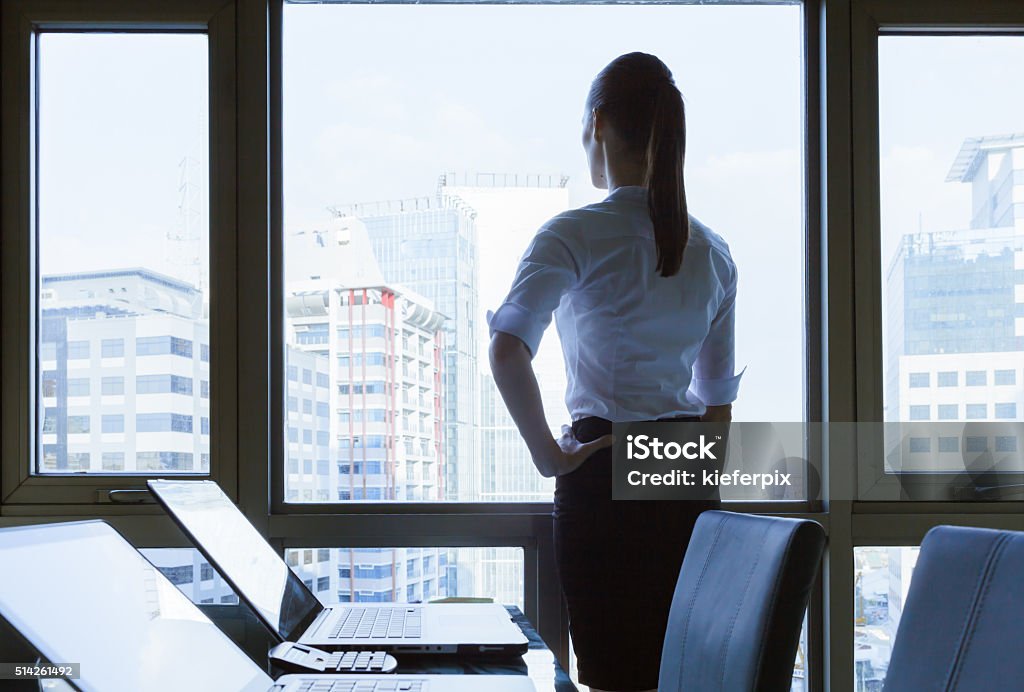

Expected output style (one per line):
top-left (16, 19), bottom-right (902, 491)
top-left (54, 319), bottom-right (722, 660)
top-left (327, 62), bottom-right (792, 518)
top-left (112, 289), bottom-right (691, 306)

top-left (390, 607), bottom-right (576, 692)
top-left (270, 607), bottom-right (576, 692)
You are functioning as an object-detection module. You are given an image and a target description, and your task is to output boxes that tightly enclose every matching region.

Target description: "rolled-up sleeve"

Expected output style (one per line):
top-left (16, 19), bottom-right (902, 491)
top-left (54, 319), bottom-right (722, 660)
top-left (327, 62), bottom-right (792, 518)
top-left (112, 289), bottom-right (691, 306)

top-left (487, 228), bottom-right (579, 358)
top-left (691, 262), bottom-right (745, 406)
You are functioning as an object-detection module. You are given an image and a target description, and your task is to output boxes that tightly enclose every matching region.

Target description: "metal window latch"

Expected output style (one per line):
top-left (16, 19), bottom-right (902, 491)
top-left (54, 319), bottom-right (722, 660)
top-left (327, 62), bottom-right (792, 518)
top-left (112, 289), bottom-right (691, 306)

top-left (101, 489), bottom-right (156, 504)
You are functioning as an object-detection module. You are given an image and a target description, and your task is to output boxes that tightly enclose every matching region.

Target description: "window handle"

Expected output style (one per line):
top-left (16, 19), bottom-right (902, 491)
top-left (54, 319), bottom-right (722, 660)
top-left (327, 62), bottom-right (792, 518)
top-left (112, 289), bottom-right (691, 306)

top-left (104, 489), bottom-right (156, 504)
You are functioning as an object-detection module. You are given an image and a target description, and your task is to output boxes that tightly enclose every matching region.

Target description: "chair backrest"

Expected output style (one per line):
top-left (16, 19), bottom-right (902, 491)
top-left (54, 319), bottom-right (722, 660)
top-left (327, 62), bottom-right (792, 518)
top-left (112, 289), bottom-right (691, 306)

top-left (883, 525), bottom-right (1024, 692)
top-left (658, 510), bottom-right (825, 692)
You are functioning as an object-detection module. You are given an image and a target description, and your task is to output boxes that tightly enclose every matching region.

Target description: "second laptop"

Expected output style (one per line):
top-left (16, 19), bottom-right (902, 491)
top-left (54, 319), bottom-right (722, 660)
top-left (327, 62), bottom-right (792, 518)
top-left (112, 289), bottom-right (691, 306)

top-left (148, 479), bottom-right (529, 656)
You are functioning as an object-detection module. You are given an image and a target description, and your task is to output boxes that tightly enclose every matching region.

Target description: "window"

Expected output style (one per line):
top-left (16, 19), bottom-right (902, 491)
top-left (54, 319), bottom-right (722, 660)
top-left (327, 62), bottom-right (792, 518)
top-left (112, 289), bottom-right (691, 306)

top-left (937, 437), bottom-right (959, 454)
top-left (68, 415), bottom-right (90, 434)
top-left (101, 376), bottom-right (124, 396)
top-left (33, 31), bottom-right (210, 479)
top-left (289, 547), bottom-right (525, 610)
top-left (908, 372), bottom-right (929, 388)
top-left (137, 336), bottom-right (194, 358)
top-left (908, 437), bottom-right (930, 453)
top-left (39, 342), bottom-right (57, 360)
top-left (101, 414), bottom-right (124, 434)
top-left (136, 451), bottom-right (193, 471)
top-left (200, 563), bottom-right (215, 581)
top-left (302, 399), bottom-right (312, 415)
top-left (101, 338), bottom-right (124, 358)
top-left (67, 340), bottom-right (90, 359)
top-left (965, 371), bottom-right (987, 387)
top-left (854, 546), bottom-right (919, 690)
top-left (994, 403), bottom-right (1016, 419)
top-left (201, 380), bottom-right (210, 398)
top-left (67, 378), bottom-right (90, 397)
top-left (873, 33), bottom-right (1024, 490)
top-left (101, 452), bottom-right (125, 471)
top-left (201, 417), bottom-right (210, 435)
top-left (282, 1), bottom-right (804, 504)
top-left (995, 436), bottom-right (1018, 453)
top-left (287, 396), bottom-right (298, 412)
top-left (137, 413), bottom-right (193, 433)
top-left (965, 437), bottom-right (988, 454)
top-left (994, 369), bottom-right (1016, 386)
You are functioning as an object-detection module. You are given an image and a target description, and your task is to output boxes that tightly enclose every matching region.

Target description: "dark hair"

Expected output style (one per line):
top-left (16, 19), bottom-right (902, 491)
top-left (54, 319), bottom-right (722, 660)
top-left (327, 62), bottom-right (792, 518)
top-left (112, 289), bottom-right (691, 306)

top-left (587, 52), bottom-right (688, 277)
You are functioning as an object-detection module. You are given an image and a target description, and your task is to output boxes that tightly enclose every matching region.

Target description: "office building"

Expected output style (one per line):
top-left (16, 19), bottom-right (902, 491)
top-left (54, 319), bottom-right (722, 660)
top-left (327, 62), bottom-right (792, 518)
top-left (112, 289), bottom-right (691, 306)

top-left (39, 269), bottom-right (211, 473)
top-left (885, 135), bottom-right (1024, 473)
top-left (355, 197), bottom-right (479, 502)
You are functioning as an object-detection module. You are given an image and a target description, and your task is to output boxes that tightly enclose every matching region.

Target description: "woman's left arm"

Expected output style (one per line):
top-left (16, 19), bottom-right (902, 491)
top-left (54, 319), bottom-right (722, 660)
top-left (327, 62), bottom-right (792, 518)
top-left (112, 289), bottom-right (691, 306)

top-left (489, 331), bottom-right (612, 478)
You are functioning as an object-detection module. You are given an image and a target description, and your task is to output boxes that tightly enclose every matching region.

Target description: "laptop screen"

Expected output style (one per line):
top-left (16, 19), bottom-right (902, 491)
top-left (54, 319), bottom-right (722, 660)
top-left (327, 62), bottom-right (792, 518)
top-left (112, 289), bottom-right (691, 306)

top-left (148, 480), bottom-right (323, 642)
top-left (0, 521), bottom-right (272, 692)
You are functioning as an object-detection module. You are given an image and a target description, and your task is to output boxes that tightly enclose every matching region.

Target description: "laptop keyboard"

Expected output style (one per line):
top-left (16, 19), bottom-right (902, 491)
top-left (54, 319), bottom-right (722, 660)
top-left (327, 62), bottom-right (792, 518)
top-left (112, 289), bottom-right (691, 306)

top-left (292, 681), bottom-right (425, 692)
top-left (326, 650), bottom-right (390, 672)
top-left (328, 607), bottom-right (422, 639)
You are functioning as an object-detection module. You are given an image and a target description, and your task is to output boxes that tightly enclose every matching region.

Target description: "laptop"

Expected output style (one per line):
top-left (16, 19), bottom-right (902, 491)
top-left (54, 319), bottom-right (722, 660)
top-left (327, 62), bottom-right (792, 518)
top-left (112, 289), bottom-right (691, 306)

top-left (0, 520), bottom-right (536, 692)
top-left (147, 479), bottom-right (529, 656)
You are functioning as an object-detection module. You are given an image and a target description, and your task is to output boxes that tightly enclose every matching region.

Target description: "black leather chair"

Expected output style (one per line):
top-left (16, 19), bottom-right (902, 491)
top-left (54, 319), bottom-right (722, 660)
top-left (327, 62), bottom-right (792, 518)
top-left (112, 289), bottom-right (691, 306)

top-left (883, 525), bottom-right (1024, 692)
top-left (658, 510), bottom-right (826, 692)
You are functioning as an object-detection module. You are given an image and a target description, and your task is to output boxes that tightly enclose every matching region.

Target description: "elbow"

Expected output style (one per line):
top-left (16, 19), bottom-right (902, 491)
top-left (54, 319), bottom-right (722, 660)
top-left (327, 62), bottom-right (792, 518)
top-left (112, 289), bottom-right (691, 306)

top-left (488, 333), bottom-right (529, 373)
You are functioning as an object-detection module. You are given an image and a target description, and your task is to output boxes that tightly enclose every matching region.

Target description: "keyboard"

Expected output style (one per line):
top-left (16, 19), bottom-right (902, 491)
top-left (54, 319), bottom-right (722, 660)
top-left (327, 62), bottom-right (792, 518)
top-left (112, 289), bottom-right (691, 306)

top-left (325, 650), bottom-right (391, 672)
top-left (292, 681), bottom-right (424, 692)
top-left (329, 607), bottom-right (422, 639)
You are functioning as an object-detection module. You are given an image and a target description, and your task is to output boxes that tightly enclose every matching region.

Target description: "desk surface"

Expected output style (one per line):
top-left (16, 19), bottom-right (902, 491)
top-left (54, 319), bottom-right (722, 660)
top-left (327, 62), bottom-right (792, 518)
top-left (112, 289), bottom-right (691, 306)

top-left (389, 607), bottom-right (576, 692)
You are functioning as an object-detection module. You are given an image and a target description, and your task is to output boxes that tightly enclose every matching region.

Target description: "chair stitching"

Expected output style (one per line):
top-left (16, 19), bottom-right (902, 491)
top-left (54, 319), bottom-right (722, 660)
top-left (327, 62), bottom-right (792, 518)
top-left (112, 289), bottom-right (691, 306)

top-left (749, 525), bottom-right (803, 687)
top-left (946, 534), bottom-right (1010, 692)
top-left (717, 522), bottom-right (767, 691)
top-left (675, 514), bottom-right (730, 692)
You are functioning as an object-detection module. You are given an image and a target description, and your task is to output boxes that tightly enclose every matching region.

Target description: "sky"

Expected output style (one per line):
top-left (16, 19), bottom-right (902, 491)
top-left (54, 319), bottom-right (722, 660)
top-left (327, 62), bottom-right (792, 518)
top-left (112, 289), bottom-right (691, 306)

top-left (35, 7), bottom-right (1023, 425)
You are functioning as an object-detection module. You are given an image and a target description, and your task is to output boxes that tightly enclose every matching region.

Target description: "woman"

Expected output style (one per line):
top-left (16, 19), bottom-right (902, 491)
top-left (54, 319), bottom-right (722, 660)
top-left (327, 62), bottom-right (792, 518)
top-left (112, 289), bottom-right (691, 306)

top-left (487, 52), bottom-right (742, 692)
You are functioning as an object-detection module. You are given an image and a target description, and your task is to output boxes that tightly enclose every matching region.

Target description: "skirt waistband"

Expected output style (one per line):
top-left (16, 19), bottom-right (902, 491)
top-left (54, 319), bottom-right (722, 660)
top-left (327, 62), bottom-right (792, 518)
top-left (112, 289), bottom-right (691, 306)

top-left (571, 414), bottom-right (701, 443)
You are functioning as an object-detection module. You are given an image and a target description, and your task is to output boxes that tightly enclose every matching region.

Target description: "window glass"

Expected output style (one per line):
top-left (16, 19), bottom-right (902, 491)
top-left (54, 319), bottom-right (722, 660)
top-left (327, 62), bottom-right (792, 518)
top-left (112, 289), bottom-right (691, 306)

top-left (282, 2), bottom-right (803, 502)
top-left (36, 33), bottom-right (209, 474)
top-left (287, 547), bottom-right (523, 610)
top-left (854, 546), bottom-right (919, 691)
top-left (878, 36), bottom-right (1024, 481)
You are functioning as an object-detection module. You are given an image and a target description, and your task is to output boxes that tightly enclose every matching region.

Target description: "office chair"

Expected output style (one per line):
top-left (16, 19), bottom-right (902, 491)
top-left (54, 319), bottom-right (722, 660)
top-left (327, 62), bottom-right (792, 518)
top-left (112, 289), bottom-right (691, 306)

top-left (658, 510), bottom-right (826, 692)
top-left (883, 525), bottom-right (1024, 691)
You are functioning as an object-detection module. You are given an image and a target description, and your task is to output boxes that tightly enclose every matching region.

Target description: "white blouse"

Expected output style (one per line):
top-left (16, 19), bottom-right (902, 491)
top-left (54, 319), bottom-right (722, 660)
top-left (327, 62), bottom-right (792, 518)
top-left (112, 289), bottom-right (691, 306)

top-left (487, 185), bottom-right (744, 421)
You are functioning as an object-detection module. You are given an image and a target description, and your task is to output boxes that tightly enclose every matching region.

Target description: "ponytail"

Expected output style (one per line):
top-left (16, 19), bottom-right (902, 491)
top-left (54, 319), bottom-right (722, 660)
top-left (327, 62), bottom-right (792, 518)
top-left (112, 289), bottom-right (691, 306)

top-left (645, 83), bottom-right (688, 277)
top-left (587, 52), bottom-right (689, 278)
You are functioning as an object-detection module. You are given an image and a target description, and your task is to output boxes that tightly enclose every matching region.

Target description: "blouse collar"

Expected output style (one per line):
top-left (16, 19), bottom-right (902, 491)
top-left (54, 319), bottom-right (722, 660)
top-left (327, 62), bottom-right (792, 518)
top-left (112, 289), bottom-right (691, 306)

top-left (604, 185), bottom-right (649, 204)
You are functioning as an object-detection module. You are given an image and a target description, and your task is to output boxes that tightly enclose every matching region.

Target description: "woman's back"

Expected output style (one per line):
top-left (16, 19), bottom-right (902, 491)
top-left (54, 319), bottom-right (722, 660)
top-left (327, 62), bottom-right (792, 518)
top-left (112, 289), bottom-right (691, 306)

top-left (490, 184), bottom-right (741, 422)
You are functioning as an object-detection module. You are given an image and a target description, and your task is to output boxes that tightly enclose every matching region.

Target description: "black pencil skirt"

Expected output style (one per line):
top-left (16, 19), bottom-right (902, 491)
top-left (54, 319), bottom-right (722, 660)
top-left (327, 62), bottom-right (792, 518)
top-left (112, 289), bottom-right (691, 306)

top-left (554, 415), bottom-right (720, 691)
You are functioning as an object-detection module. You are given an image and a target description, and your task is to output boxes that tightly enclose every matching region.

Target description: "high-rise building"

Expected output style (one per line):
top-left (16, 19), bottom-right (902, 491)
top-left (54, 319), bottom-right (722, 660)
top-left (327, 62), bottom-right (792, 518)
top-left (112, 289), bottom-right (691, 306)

top-left (438, 173), bottom-right (571, 506)
top-left (885, 135), bottom-right (1024, 441)
top-left (285, 216), bottom-right (450, 604)
top-left (39, 268), bottom-right (211, 473)
top-left (353, 197), bottom-right (479, 502)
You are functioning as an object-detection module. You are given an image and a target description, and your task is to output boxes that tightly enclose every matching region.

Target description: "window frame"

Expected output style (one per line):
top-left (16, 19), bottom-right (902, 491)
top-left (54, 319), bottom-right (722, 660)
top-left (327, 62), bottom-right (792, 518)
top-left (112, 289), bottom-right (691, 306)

top-left (262, 0), bottom-right (824, 680)
top-left (837, 0), bottom-right (1024, 689)
top-left (0, 0), bottom-right (239, 505)
top-left (6, 2), bottom-right (1020, 691)
top-left (849, 0), bottom-right (1024, 503)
